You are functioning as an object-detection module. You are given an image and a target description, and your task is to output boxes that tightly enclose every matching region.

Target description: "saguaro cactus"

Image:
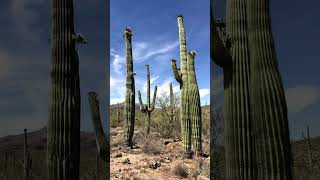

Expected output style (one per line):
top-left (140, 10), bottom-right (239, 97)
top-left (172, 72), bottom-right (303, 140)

top-left (88, 91), bottom-right (110, 179)
top-left (117, 103), bottom-right (121, 124)
top-left (23, 129), bottom-right (32, 180)
top-left (211, 0), bottom-right (256, 179)
top-left (187, 51), bottom-right (202, 154)
top-left (138, 64), bottom-right (158, 134)
top-left (123, 27), bottom-right (135, 147)
top-left (247, 0), bottom-right (292, 178)
top-left (168, 82), bottom-right (176, 123)
top-left (48, 0), bottom-right (81, 179)
top-left (171, 15), bottom-right (192, 155)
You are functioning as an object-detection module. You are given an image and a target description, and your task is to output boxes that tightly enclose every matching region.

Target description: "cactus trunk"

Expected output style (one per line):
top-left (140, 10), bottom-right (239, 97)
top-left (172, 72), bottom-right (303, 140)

top-left (123, 28), bottom-right (135, 147)
top-left (247, 0), bottom-right (292, 179)
top-left (171, 15), bottom-right (192, 155)
top-left (211, 0), bottom-right (256, 179)
top-left (88, 92), bottom-right (110, 179)
top-left (187, 51), bottom-right (202, 154)
top-left (48, 0), bottom-right (80, 179)
top-left (169, 82), bottom-right (175, 123)
top-left (138, 65), bottom-right (157, 134)
top-left (24, 129), bottom-right (32, 180)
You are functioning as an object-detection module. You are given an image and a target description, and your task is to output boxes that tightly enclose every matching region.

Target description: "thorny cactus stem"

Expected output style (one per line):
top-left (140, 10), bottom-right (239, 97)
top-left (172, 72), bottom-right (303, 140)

top-left (88, 91), bottom-right (110, 178)
top-left (117, 103), bottom-right (121, 123)
top-left (123, 27), bottom-right (135, 147)
top-left (48, 0), bottom-right (81, 179)
top-left (248, 0), bottom-right (292, 179)
top-left (138, 64), bottom-right (158, 134)
top-left (187, 51), bottom-right (202, 155)
top-left (171, 14), bottom-right (192, 156)
top-left (211, 0), bottom-right (256, 179)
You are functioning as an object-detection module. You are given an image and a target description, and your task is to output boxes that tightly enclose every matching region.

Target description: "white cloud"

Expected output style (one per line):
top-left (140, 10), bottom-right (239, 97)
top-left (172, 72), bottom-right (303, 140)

top-left (199, 88), bottom-right (210, 98)
top-left (286, 86), bottom-right (320, 113)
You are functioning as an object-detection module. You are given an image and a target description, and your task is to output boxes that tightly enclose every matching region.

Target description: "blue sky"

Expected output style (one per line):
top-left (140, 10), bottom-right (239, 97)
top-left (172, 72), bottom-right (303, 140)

top-left (213, 0), bottom-right (320, 138)
top-left (110, 0), bottom-right (210, 106)
top-left (0, 0), bottom-right (108, 137)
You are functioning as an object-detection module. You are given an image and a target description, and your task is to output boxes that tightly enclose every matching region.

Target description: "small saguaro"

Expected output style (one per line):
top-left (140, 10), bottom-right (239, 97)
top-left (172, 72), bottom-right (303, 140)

top-left (138, 64), bottom-right (158, 134)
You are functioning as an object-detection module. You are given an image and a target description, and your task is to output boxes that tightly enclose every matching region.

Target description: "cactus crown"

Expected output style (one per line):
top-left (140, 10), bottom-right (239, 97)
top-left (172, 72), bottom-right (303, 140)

top-left (124, 27), bottom-right (133, 37)
top-left (177, 14), bottom-right (184, 18)
top-left (189, 50), bottom-right (197, 57)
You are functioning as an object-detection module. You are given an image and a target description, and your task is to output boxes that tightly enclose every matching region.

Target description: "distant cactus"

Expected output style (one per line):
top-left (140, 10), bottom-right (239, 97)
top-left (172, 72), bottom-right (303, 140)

top-left (187, 51), bottom-right (202, 155)
top-left (88, 91), bottom-right (110, 179)
top-left (23, 129), bottom-right (32, 180)
top-left (211, 0), bottom-right (256, 179)
top-left (138, 64), bottom-right (158, 134)
top-left (168, 82), bottom-right (176, 123)
top-left (117, 103), bottom-right (121, 124)
top-left (47, 0), bottom-right (81, 179)
top-left (247, 0), bottom-right (292, 178)
top-left (123, 27), bottom-right (135, 147)
top-left (171, 15), bottom-right (192, 155)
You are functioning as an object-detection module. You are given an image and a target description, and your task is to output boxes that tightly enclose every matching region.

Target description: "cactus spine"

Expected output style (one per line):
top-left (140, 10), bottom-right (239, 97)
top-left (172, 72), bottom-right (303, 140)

top-left (211, 0), bottom-right (256, 179)
top-left (247, 0), bottom-right (292, 178)
top-left (187, 51), bottom-right (202, 154)
top-left (88, 92), bottom-right (110, 179)
top-left (123, 27), bottom-right (135, 147)
top-left (48, 0), bottom-right (81, 179)
top-left (171, 15), bottom-right (192, 154)
top-left (138, 65), bottom-right (158, 134)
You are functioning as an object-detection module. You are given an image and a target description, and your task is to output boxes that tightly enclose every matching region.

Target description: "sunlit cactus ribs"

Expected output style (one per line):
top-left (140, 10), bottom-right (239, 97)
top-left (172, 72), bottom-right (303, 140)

top-left (171, 14), bottom-right (192, 156)
top-left (47, 0), bottom-right (81, 179)
top-left (211, 0), bottom-right (256, 179)
top-left (88, 91), bottom-right (110, 179)
top-left (187, 51), bottom-right (202, 155)
top-left (247, 0), bottom-right (292, 179)
top-left (123, 27), bottom-right (136, 147)
top-left (138, 64), bottom-right (158, 134)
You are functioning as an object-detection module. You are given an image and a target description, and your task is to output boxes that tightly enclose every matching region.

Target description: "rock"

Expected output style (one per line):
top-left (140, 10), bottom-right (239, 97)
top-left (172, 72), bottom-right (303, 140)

top-left (122, 158), bottom-right (131, 164)
top-left (113, 153), bottom-right (122, 158)
top-left (148, 161), bottom-right (161, 169)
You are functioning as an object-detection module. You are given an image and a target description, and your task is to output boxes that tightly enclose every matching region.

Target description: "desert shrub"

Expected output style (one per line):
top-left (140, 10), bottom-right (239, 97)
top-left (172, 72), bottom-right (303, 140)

top-left (172, 162), bottom-right (189, 178)
top-left (136, 133), bottom-right (163, 155)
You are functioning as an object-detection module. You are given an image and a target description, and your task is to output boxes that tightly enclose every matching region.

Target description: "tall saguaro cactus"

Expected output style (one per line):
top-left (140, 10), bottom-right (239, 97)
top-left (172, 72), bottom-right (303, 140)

top-left (123, 27), bottom-right (135, 147)
top-left (88, 92), bottom-right (110, 179)
top-left (48, 0), bottom-right (81, 179)
top-left (211, 0), bottom-right (256, 179)
top-left (247, 0), bottom-right (292, 179)
top-left (187, 51), bottom-right (202, 154)
top-left (171, 15), bottom-right (192, 155)
top-left (138, 64), bottom-right (158, 134)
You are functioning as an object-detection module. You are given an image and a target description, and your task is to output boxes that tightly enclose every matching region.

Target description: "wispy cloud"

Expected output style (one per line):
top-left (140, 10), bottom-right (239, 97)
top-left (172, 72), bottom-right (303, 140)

top-left (286, 85), bottom-right (320, 113)
top-left (199, 88), bottom-right (210, 98)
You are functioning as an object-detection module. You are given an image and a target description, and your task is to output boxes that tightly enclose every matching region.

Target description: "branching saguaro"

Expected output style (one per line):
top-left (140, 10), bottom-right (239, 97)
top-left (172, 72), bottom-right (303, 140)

top-left (187, 51), bottom-right (202, 155)
top-left (88, 91), bottom-right (110, 179)
top-left (138, 64), bottom-right (158, 134)
top-left (248, 1), bottom-right (292, 179)
top-left (123, 27), bottom-right (135, 147)
top-left (171, 15), bottom-right (202, 157)
top-left (48, 0), bottom-right (81, 179)
top-left (211, 0), bottom-right (256, 179)
top-left (171, 15), bottom-right (192, 155)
